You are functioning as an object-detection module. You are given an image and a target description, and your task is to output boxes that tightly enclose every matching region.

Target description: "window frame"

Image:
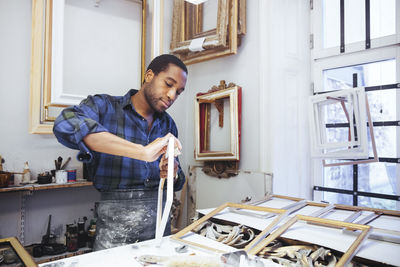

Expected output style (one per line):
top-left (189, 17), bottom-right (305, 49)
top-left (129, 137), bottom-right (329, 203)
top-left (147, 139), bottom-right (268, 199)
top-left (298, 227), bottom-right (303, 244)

top-left (311, 0), bottom-right (400, 60)
top-left (311, 0), bottom-right (400, 209)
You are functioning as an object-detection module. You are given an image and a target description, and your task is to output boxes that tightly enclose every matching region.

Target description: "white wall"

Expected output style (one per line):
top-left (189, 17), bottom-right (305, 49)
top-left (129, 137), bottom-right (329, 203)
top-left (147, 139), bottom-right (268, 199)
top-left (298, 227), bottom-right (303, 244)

top-left (166, 0), bottom-right (312, 207)
top-left (0, 0), bottom-right (312, 244)
top-left (0, 0), bottom-right (100, 245)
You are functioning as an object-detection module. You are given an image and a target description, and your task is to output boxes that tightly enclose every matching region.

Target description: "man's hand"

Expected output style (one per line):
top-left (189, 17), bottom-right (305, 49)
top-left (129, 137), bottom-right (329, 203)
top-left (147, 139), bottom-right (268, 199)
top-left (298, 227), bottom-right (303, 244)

top-left (83, 132), bottom-right (181, 163)
top-left (143, 133), bottom-right (182, 162)
top-left (159, 155), bottom-right (179, 179)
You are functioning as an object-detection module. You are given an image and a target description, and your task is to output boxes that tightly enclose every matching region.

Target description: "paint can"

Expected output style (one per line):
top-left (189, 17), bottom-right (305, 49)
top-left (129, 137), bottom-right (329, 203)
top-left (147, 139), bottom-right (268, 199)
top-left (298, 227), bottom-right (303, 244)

top-left (55, 170), bottom-right (67, 184)
top-left (67, 170), bottom-right (77, 182)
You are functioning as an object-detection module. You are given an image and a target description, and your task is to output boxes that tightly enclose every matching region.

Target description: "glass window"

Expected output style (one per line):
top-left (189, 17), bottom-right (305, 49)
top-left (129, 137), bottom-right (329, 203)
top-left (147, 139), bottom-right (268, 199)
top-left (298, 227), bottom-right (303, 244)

top-left (323, 191), bottom-right (353, 205)
top-left (344, 0), bottom-right (365, 45)
top-left (367, 90), bottom-right (397, 122)
top-left (370, 0), bottom-right (396, 39)
top-left (323, 59), bottom-right (396, 91)
top-left (324, 165), bottom-right (353, 190)
top-left (322, 0), bottom-right (340, 48)
top-left (368, 126), bottom-right (398, 158)
top-left (358, 162), bottom-right (398, 195)
top-left (322, 0), bottom-right (396, 49)
top-left (358, 195), bottom-right (397, 210)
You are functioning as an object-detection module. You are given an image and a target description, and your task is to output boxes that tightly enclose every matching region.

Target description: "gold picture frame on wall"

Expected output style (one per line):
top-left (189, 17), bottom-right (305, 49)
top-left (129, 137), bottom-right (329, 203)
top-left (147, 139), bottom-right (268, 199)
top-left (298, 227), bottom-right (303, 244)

top-left (194, 82), bottom-right (241, 161)
top-left (29, 0), bottom-right (147, 134)
top-left (170, 0), bottom-right (242, 65)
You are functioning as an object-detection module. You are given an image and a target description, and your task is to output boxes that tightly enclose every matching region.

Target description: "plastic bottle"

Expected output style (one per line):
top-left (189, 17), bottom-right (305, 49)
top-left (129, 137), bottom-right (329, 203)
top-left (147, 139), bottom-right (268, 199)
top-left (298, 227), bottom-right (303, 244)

top-left (23, 162), bottom-right (31, 183)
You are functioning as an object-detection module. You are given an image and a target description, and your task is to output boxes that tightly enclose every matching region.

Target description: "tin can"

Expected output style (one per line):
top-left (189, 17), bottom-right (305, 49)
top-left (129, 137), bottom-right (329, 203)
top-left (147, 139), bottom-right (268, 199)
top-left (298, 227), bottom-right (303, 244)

top-left (55, 170), bottom-right (67, 184)
top-left (67, 170), bottom-right (77, 182)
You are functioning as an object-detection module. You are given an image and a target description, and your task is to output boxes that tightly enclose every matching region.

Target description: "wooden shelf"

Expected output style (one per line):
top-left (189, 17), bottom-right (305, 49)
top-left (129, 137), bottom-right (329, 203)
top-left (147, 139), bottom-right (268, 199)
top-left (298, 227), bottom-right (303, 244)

top-left (0, 181), bottom-right (93, 193)
top-left (33, 247), bottom-right (92, 264)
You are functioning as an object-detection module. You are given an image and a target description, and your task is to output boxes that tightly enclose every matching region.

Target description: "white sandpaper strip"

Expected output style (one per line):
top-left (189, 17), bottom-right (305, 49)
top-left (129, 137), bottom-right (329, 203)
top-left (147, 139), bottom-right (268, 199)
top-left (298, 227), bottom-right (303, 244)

top-left (155, 137), bottom-right (175, 246)
top-left (188, 37), bottom-right (205, 52)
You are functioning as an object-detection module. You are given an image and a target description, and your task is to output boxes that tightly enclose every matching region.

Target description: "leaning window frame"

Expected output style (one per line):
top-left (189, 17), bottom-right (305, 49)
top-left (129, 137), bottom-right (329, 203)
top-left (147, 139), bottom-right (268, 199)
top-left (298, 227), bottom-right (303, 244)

top-left (311, 1), bottom-right (400, 209)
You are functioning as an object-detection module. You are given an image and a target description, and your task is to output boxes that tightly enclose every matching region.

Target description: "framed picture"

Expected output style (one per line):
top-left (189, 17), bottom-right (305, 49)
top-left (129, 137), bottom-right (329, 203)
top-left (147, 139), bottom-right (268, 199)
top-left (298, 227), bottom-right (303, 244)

top-left (195, 83), bottom-right (241, 161)
top-left (170, 0), bottom-right (243, 65)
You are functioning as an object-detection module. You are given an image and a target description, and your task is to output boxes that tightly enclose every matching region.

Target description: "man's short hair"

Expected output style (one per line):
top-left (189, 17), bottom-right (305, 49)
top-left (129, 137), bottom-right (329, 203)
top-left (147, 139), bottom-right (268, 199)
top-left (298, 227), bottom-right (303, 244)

top-left (146, 54), bottom-right (188, 76)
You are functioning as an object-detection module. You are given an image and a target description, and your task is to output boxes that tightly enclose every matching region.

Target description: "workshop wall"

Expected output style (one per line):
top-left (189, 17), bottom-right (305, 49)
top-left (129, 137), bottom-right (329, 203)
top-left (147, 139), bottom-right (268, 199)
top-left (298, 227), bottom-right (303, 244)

top-left (166, 0), bottom-right (312, 209)
top-left (0, 0), bottom-right (312, 243)
top-left (0, 0), bottom-right (100, 245)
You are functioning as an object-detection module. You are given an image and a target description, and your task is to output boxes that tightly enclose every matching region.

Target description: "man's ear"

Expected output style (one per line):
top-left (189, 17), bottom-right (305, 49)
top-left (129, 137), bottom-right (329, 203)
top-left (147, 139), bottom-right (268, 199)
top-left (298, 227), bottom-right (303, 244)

top-left (144, 69), bottom-right (154, 83)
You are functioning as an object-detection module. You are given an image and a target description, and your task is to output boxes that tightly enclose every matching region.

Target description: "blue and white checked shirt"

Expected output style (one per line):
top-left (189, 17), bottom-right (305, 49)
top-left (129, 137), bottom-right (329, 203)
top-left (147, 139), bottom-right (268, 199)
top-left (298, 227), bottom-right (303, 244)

top-left (53, 89), bottom-right (185, 191)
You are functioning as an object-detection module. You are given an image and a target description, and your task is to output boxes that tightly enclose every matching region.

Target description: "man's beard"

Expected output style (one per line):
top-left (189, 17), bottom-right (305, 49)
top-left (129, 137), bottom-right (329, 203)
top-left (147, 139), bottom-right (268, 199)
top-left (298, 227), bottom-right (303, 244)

top-left (143, 82), bottom-right (163, 113)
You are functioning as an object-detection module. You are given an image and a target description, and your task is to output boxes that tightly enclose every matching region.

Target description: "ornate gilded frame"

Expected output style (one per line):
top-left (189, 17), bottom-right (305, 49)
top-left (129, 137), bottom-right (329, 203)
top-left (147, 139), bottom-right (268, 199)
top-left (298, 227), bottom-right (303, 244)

top-left (170, 0), bottom-right (240, 65)
top-left (29, 0), bottom-right (147, 134)
top-left (195, 83), bottom-right (241, 161)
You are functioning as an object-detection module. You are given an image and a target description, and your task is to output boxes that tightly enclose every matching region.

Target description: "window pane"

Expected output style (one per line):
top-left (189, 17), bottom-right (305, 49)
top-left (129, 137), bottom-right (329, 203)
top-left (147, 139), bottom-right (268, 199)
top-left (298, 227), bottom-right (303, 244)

top-left (322, 0), bottom-right (340, 48)
top-left (323, 191), bottom-right (353, 205)
top-left (367, 90), bottom-right (398, 121)
top-left (358, 196), bottom-right (398, 210)
top-left (345, 0), bottom-right (365, 45)
top-left (359, 162), bottom-right (398, 195)
top-left (370, 0), bottom-right (396, 39)
top-left (323, 59), bottom-right (396, 91)
top-left (368, 126), bottom-right (398, 158)
top-left (324, 165), bottom-right (353, 190)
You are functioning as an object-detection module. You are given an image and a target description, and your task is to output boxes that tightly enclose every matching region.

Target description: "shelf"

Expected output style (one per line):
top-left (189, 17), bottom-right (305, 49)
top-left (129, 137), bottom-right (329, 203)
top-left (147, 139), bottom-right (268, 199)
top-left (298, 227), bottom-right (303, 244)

top-left (0, 181), bottom-right (93, 193)
top-left (33, 247), bottom-right (92, 264)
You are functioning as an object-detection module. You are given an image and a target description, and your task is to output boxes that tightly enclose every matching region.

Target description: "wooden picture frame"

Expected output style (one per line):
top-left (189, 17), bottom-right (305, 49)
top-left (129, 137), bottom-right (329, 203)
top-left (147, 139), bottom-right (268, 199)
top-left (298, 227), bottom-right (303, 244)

top-left (170, 0), bottom-right (240, 65)
top-left (171, 202), bottom-right (286, 253)
top-left (195, 83), bottom-right (241, 161)
top-left (248, 215), bottom-right (372, 267)
top-left (0, 237), bottom-right (37, 266)
top-left (242, 195), bottom-right (400, 245)
top-left (29, 0), bottom-right (147, 134)
top-left (309, 87), bottom-right (369, 159)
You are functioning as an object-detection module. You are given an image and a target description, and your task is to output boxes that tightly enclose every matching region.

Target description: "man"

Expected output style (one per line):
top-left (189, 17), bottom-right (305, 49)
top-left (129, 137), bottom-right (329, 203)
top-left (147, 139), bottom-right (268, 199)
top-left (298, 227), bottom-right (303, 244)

top-left (53, 54), bottom-right (187, 250)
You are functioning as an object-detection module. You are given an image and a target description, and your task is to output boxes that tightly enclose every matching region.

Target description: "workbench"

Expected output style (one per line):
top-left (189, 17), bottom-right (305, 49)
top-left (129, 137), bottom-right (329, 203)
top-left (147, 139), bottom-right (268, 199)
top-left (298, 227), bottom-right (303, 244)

top-left (37, 195), bottom-right (400, 266)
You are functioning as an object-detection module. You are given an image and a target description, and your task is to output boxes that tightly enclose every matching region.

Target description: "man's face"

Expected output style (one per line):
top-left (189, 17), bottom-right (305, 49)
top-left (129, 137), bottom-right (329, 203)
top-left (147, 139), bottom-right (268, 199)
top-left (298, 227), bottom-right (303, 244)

top-left (143, 64), bottom-right (187, 113)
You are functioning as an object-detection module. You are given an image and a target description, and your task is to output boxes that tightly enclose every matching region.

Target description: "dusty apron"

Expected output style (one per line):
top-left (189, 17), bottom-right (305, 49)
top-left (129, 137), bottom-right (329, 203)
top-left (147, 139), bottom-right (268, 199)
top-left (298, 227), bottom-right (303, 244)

top-left (93, 188), bottom-right (170, 251)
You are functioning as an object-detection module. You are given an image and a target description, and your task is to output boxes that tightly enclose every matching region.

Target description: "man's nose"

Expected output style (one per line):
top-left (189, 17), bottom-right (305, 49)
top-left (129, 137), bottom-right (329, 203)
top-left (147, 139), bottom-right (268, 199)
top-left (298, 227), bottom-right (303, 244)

top-left (167, 89), bottom-right (177, 102)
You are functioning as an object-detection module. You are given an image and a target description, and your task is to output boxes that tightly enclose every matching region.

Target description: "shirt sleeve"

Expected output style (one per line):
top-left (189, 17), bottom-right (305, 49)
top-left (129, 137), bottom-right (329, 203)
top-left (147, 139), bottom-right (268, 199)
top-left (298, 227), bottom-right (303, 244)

top-left (53, 95), bottom-right (109, 163)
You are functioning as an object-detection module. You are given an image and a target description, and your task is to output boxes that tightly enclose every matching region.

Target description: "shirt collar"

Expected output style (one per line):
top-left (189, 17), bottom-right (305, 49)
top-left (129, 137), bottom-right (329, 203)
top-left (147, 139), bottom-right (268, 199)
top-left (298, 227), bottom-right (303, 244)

top-left (122, 89), bottom-right (166, 120)
top-left (122, 89), bottom-right (138, 109)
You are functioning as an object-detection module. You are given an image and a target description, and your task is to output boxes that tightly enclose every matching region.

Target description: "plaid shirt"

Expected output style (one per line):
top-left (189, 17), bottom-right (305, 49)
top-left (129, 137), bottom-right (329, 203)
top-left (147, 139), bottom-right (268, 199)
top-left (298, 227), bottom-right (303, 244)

top-left (53, 89), bottom-right (185, 191)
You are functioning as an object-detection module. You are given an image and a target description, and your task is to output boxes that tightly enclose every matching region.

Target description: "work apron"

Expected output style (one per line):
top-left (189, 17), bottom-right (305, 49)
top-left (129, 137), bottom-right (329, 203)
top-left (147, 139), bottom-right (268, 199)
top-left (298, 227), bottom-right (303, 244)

top-left (93, 188), bottom-right (170, 251)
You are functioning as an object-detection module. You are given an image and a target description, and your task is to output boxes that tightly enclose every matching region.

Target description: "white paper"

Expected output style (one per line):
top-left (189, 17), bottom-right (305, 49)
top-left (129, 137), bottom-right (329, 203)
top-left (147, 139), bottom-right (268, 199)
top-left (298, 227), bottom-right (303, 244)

top-left (189, 37), bottom-right (205, 52)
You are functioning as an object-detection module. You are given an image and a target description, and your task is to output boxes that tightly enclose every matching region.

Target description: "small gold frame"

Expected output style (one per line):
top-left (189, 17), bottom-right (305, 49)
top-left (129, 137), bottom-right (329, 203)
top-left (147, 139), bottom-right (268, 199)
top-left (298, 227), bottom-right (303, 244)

top-left (248, 215), bottom-right (372, 267)
top-left (195, 84), bottom-right (241, 161)
top-left (170, 0), bottom-right (239, 65)
top-left (171, 202), bottom-right (286, 253)
top-left (0, 237), bottom-right (37, 266)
